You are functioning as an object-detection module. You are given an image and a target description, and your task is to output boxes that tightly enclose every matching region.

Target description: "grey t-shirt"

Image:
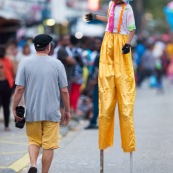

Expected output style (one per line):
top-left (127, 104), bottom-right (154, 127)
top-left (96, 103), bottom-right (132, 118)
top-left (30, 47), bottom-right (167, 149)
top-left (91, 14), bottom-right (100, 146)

top-left (15, 55), bottom-right (68, 122)
top-left (141, 50), bottom-right (155, 70)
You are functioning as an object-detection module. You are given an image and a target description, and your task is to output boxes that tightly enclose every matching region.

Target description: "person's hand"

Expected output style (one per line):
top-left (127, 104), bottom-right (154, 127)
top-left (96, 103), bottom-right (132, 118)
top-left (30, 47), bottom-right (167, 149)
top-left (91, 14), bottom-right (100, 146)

top-left (12, 109), bottom-right (24, 122)
top-left (85, 13), bottom-right (97, 22)
top-left (122, 44), bottom-right (131, 54)
top-left (61, 112), bottom-right (71, 126)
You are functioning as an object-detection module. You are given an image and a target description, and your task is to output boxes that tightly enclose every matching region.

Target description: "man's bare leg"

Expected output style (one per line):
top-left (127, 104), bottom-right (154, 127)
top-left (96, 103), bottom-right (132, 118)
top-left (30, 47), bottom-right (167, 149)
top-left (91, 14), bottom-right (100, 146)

top-left (28, 144), bottom-right (40, 167)
top-left (42, 149), bottom-right (54, 173)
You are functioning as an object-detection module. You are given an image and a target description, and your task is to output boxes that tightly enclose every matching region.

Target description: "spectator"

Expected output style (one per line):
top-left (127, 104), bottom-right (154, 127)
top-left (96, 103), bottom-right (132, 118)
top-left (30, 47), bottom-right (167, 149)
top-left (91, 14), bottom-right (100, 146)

top-left (135, 38), bottom-right (146, 82)
top-left (85, 37), bottom-right (102, 129)
top-left (161, 50), bottom-right (169, 75)
top-left (6, 40), bottom-right (18, 74)
top-left (57, 35), bottom-right (76, 115)
top-left (165, 40), bottom-right (173, 61)
top-left (48, 41), bottom-right (56, 57)
top-left (0, 46), bottom-right (15, 131)
top-left (152, 40), bottom-right (165, 90)
top-left (18, 36), bottom-right (27, 50)
top-left (16, 44), bottom-right (32, 62)
top-left (137, 43), bottom-right (155, 87)
top-left (89, 38), bottom-right (99, 75)
top-left (54, 39), bottom-right (61, 59)
top-left (167, 58), bottom-right (173, 82)
top-left (165, 39), bottom-right (173, 82)
top-left (80, 36), bottom-right (92, 91)
top-left (6, 40), bottom-right (18, 61)
top-left (12, 34), bottom-right (70, 173)
top-left (57, 35), bottom-right (76, 88)
top-left (69, 36), bottom-right (84, 112)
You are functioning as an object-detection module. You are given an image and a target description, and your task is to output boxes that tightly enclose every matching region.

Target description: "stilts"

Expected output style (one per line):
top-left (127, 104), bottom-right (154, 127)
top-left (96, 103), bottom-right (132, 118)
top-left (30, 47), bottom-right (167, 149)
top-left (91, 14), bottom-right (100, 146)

top-left (100, 150), bottom-right (104, 173)
top-left (130, 152), bottom-right (133, 173)
top-left (100, 150), bottom-right (133, 173)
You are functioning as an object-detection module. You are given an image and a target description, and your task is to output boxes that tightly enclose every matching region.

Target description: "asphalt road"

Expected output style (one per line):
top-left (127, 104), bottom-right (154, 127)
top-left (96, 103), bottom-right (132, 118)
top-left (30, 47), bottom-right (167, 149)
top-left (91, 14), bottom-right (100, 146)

top-left (1, 80), bottom-right (173, 173)
top-left (42, 82), bottom-right (173, 173)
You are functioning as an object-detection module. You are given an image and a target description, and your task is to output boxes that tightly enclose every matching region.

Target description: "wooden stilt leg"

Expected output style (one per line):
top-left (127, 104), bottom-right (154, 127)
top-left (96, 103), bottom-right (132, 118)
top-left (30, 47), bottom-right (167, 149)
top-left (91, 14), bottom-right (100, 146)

top-left (130, 152), bottom-right (133, 173)
top-left (100, 150), bottom-right (104, 173)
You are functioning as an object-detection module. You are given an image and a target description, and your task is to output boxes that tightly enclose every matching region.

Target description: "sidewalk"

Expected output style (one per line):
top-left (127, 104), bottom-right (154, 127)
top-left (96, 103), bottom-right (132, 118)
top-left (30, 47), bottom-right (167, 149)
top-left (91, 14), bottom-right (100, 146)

top-left (23, 80), bottom-right (173, 173)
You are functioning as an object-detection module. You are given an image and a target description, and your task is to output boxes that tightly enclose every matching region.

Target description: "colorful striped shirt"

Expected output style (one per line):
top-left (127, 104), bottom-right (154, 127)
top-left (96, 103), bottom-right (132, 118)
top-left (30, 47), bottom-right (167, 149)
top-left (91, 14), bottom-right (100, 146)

top-left (105, 2), bottom-right (136, 35)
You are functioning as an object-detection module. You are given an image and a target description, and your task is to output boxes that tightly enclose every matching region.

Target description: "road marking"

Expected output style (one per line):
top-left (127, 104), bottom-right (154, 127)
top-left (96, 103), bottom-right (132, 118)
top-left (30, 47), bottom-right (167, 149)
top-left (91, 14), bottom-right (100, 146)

top-left (0, 166), bottom-right (6, 168)
top-left (0, 140), bottom-right (27, 145)
top-left (0, 135), bottom-right (26, 139)
top-left (0, 151), bottom-right (26, 155)
top-left (8, 153), bottom-right (30, 172)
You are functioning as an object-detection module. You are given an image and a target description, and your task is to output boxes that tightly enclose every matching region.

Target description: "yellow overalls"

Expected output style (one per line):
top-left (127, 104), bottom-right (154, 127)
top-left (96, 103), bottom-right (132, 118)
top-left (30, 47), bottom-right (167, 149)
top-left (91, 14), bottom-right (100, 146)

top-left (98, 3), bottom-right (136, 152)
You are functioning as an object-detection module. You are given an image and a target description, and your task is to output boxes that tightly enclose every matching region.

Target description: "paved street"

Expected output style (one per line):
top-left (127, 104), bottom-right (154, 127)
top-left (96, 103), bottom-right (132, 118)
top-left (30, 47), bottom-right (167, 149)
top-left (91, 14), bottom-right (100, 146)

top-left (0, 124), bottom-right (28, 173)
top-left (0, 115), bottom-right (80, 173)
top-left (0, 80), bottom-right (173, 173)
top-left (35, 81), bottom-right (173, 173)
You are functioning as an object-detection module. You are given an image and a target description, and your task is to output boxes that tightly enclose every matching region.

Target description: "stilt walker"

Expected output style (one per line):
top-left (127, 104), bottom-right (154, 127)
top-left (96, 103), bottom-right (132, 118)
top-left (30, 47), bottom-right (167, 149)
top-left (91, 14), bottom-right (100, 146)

top-left (86, 0), bottom-right (136, 172)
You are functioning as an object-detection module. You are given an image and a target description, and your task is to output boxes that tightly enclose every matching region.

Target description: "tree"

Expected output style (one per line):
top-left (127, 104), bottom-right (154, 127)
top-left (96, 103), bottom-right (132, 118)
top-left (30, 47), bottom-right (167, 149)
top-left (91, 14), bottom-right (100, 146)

top-left (99, 0), bottom-right (171, 33)
top-left (143, 0), bottom-right (171, 33)
top-left (143, 0), bottom-right (170, 19)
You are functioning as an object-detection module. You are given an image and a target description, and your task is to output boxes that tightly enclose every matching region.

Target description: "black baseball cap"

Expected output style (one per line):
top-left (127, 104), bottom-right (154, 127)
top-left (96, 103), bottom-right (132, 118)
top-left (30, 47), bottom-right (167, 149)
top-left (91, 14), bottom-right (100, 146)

top-left (33, 34), bottom-right (52, 48)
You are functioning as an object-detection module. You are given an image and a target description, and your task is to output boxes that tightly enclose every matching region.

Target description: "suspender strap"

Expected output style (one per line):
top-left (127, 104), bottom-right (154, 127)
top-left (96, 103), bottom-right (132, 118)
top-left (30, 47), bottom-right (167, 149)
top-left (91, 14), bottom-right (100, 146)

top-left (108, 1), bottom-right (125, 17)
top-left (117, 3), bottom-right (126, 33)
top-left (107, 2), bottom-right (114, 18)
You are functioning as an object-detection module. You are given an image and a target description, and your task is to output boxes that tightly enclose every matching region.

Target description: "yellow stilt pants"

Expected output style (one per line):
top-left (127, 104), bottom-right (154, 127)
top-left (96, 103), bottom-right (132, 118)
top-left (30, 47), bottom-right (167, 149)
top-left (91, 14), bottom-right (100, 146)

top-left (98, 32), bottom-right (136, 152)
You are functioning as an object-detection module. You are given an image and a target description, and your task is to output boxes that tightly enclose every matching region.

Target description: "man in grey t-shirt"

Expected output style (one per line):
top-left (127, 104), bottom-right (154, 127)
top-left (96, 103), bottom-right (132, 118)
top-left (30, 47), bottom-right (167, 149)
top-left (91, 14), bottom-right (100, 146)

top-left (12, 34), bottom-right (71, 173)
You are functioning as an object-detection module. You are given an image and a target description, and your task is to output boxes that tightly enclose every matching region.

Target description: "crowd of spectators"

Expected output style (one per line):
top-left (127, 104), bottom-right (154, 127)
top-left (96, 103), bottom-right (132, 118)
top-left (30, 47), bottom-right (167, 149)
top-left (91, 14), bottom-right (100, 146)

top-left (1, 32), bottom-right (173, 130)
top-left (133, 33), bottom-right (173, 91)
top-left (0, 35), bottom-right (102, 130)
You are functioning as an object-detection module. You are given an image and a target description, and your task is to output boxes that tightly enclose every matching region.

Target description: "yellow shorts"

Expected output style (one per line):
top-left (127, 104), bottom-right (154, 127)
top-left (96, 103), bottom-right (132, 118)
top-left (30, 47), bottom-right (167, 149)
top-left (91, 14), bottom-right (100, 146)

top-left (26, 121), bottom-right (59, 150)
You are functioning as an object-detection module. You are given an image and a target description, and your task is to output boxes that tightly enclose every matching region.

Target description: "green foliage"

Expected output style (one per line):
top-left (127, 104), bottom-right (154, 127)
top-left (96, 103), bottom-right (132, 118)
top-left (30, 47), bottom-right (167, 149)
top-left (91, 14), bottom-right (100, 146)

top-left (143, 0), bottom-right (171, 19)
top-left (100, 0), bottom-right (171, 19)
top-left (143, 0), bottom-right (172, 32)
top-left (99, 0), bottom-right (172, 33)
